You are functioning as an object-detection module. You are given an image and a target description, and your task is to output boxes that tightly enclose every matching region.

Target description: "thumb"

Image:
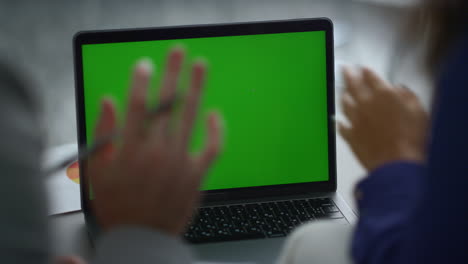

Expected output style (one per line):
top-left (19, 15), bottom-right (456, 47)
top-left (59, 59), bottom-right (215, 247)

top-left (88, 98), bottom-right (117, 179)
top-left (94, 97), bottom-right (117, 155)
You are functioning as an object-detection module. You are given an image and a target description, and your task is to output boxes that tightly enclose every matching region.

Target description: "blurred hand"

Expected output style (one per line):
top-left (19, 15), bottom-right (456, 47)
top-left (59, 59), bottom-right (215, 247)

top-left (338, 66), bottom-right (428, 172)
top-left (55, 256), bottom-right (86, 264)
top-left (88, 47), bottom-right (222, 235)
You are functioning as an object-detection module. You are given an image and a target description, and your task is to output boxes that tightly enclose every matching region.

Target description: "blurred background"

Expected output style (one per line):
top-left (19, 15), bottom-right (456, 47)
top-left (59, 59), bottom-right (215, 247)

top-left (0, 0), bottom-right (432, 209)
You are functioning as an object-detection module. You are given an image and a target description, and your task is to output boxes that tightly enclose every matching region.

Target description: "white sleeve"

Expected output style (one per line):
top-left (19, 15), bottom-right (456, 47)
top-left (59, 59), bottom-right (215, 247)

top-left (93, 226), bottom-right (194, 264)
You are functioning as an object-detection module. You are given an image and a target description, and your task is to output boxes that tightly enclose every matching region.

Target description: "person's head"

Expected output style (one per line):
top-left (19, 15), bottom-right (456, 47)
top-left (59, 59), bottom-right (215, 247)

top-left (412, 0), bottom-right (468, 74)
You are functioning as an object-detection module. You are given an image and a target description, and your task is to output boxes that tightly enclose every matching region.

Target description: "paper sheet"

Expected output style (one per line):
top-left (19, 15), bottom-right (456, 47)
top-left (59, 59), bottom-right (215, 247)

top-left (43, 143), bottom-right (81, 215)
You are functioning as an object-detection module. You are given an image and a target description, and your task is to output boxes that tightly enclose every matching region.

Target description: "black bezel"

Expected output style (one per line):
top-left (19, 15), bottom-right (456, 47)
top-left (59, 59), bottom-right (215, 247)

top-left (73, 18), bottom-right (336, 215)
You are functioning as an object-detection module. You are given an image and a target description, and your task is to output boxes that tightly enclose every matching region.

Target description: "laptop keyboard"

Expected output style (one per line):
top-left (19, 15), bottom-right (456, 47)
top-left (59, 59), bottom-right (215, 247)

top-left (184, 197), bottom-right (347, 243)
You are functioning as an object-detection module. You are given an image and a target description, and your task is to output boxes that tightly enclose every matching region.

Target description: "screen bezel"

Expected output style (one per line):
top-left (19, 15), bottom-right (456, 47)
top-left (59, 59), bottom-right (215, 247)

top-left (74, 18), bottom-right (336, 214)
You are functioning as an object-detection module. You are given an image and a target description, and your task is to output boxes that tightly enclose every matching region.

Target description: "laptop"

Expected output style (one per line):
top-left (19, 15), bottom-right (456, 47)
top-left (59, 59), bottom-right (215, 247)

top-left (73, 18), bottom-right (357, 263)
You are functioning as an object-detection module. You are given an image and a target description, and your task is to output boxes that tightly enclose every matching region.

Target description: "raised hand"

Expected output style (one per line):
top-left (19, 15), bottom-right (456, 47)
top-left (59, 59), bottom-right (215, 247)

top-left (88, 47), bottom-right (222, 235)
top-left (338, 67), bottom-right (428, 172)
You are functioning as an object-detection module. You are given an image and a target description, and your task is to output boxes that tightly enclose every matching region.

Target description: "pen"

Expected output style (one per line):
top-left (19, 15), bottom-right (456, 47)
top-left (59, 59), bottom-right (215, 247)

top-left (45, 96), bottom-right (178, 175)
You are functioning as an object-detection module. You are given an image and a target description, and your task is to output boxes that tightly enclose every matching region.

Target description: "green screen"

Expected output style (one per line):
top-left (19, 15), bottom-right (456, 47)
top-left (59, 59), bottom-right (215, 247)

top-left (82, 30), bottom-right (329, 191)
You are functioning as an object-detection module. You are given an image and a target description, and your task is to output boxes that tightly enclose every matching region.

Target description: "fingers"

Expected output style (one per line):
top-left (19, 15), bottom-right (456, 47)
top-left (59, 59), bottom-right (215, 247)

top-left (122, 60), bottom-right (152, 150)
top-left (343, 66), bottom-right (393, 104)
top-left (193, 112), bottom-right (222, 178)
top-left (338, 121), bottom-right (353, 143)
top-left (397, 84), bottom-right (418, 100)
top-left (361, 67), bottom-right (391, 91)
top-left (341, 93), bottom-right (358, 123)
top-left (153, 47), bottom-right (185, 136)
top-left (95, 97), bottom-right (117, 147)
top-left (342, 66), bottom-right (369, 101)
top-left (177, 60), bottom-right (207, 151)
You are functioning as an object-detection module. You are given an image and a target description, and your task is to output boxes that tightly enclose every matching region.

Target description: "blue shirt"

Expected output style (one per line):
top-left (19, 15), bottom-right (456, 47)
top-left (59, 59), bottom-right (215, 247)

top-left (352, 31), bottom-right (468, 263)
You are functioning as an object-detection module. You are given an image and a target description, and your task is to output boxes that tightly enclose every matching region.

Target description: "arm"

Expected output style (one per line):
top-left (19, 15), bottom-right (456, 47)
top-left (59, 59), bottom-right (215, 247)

top-left (390, 32), bottom-right (468, 262)
top-left (88, 48), bottom-right (221, 264)
top-left (0, 48), bottom-right (216, 264)
top-left (342, 31), bottom-right (468, 263)
top-left (352, 162), bottom-right (425, 263)
top-left (93, 227), bottom-right (193, 264)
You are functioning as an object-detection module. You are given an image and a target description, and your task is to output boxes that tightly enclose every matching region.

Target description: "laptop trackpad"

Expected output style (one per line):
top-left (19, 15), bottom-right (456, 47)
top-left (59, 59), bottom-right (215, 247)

top-left (192, 237), bottom-right (286, 264)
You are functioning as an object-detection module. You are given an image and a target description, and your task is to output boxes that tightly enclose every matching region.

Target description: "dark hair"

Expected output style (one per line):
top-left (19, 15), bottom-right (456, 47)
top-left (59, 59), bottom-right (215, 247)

top-left (411, 0), bottom-right (468, 74)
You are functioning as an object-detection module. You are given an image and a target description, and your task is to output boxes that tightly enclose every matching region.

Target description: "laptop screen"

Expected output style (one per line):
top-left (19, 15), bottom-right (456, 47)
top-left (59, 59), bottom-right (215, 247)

top-left (81, 30), bottom-right (329, 192)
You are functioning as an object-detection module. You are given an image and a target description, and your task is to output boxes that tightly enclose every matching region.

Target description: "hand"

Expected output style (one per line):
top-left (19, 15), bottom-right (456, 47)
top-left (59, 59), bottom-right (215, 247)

top-left (55, 256), bottom-right (86, 264)
top-left (88, 47), bottom-right (222, 235)
top-left (338, 66), bottom-right (428, 172)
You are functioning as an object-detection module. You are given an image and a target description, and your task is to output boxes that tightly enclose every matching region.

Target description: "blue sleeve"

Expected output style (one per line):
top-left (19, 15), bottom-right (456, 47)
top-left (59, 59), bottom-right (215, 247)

top-left (352, 31), bottom-right (468, 264)
top-left (352, 162), bottom-right (425, 264)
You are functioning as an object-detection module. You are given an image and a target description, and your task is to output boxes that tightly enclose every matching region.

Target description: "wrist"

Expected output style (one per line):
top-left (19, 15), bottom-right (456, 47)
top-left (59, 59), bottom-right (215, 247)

top-left (400, 148), bottom-right (425, 163)
top-left (367, 148), bottom-right (425, 171)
